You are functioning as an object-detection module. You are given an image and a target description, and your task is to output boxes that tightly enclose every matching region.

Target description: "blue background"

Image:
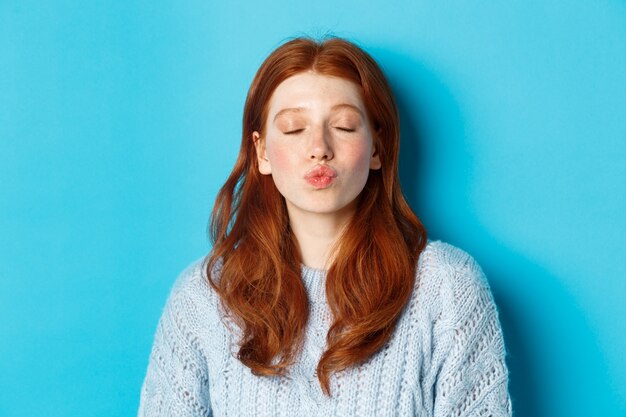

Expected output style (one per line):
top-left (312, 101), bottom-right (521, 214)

top-left (1, 1), bottom-right (625, 416)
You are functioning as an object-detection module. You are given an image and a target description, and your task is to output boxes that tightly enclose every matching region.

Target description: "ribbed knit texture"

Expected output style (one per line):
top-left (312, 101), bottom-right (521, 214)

top-left (138, 240), bottom-right (512, 416)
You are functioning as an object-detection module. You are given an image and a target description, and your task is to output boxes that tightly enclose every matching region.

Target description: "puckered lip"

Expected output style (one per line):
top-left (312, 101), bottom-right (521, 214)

top-left (303, 164), bottom-right (338, 180)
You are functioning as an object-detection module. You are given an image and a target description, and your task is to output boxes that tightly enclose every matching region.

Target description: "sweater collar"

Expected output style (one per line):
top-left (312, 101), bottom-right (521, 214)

top-left (300, 264), bottom-right (327, 303)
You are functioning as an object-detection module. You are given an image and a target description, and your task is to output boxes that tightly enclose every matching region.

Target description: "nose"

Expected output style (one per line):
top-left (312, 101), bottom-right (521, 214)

top-left (308, 126), bottom-right (334, 161)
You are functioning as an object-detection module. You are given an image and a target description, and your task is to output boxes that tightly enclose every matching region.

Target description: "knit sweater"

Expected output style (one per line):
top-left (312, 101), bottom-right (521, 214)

top-left (138, 240), bottom-right (512, 417)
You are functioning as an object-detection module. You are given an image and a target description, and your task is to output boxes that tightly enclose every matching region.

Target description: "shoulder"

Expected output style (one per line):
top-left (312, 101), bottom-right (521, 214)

top-left (169, 256), bottom-right (214, 301)
top-left (413, 240), bottom-right (494, 323)
top-left (417, 240), bottom-right (489, 289)
top-left (416, 243), bottom-right (512, 415)
top-left (419, 240), bottom-right (486, 280)
top-left (160, 255), bottom-right (221, 330)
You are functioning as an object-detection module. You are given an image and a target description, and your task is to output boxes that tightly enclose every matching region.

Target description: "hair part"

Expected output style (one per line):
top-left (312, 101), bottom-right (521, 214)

top-left (205, 36), bottom-right (427, 396)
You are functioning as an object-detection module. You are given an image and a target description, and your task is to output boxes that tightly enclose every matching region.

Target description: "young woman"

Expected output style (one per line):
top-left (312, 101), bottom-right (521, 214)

top-left (138, 37), bottom-right (512, 417)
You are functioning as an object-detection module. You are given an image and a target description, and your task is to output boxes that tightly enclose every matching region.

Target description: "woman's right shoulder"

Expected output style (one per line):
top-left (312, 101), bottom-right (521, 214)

top-left (165, 255), bottom-right (222, 315)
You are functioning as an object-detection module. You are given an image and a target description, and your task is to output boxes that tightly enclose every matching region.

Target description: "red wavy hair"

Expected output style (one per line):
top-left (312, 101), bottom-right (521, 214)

top-left (205, 36), bottom-right (427, 396)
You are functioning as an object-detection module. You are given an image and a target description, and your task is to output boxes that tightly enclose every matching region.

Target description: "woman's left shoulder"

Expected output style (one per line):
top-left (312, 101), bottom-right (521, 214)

top-left (411, 240), bottom-right (496, 321)
top-left (412, 241), bottom-right (512, 416)
top-left (416, 239), bottom-right (490, 291)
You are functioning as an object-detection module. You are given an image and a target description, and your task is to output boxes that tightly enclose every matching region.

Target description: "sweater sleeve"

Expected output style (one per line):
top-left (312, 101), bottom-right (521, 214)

top-left (431, 249), bottom-right (512, 417)
top-left (138, 265), bottom-right (212, 417)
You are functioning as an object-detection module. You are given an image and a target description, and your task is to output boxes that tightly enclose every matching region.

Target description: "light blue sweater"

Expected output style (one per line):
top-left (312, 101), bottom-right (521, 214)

top-left (138, 240), bottom-right (512, 416)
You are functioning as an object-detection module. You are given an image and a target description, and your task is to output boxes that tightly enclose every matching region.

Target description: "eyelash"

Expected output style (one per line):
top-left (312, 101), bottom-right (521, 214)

top-left (284, 129), bottom-right (304, 135)
top-left (284, 127), bottom-right (355, 135)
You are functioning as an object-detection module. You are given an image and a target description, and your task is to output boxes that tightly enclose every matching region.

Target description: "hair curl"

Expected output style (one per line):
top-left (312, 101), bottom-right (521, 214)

top-left (205, 36), bottom-right (427, 396)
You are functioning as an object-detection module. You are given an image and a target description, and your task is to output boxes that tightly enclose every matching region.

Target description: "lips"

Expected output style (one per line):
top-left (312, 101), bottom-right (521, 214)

top-left (304, 165), bottom-right (337, 189)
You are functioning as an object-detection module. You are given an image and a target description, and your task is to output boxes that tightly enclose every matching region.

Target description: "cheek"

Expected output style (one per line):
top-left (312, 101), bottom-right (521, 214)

top-left (347, 141), bottom-right (374, 170)
top-left (266, 143), bottom-right (297, 179)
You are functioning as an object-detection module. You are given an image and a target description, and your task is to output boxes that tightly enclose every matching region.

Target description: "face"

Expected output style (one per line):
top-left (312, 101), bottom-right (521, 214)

top-left (253, 71), bottom-right (381, 221)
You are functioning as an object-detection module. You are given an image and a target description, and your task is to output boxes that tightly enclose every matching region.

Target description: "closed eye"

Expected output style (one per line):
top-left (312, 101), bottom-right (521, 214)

top-left (284, 129), bottom-right (305, 135)
top-left (335, 127), bottom-right (355, 132)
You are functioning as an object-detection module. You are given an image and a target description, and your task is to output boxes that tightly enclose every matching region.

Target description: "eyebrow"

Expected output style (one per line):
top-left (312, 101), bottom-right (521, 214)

top-left (272, 103), bottom-right (365, 123)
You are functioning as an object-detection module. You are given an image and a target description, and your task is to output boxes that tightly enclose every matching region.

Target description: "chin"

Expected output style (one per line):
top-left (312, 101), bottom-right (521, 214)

top-left (290, 198), bottom-right (358, 217)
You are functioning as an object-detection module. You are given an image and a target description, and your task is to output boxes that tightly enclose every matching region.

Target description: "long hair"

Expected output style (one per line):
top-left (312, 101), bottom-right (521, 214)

top-left (205, 36), bottom-right (427, 396)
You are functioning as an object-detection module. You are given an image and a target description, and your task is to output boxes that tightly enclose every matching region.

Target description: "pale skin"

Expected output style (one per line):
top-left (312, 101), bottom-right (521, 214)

top-left (253, 71), bottom-right (381, 269)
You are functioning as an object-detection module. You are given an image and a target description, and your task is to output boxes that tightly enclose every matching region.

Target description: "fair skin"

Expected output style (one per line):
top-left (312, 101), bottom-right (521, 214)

top-left (253, 71), bottom-right (381, 269)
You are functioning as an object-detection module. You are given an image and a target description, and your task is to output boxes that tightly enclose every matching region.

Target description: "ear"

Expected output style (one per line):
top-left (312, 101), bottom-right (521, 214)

top-left (369, 132), bottom-right (382, 170)
top-left (370, 149), bottom-right (382, 170)
top-left (253, 131), bottom-right (272, 175)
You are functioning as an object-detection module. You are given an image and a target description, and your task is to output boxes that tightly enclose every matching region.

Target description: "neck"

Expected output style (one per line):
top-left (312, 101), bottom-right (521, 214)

top-left (287, 204), bottom-right (355, 270)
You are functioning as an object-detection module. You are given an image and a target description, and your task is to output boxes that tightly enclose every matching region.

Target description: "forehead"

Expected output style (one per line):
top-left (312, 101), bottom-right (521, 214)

top-left (267, 72), bottom-right (366, 117)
